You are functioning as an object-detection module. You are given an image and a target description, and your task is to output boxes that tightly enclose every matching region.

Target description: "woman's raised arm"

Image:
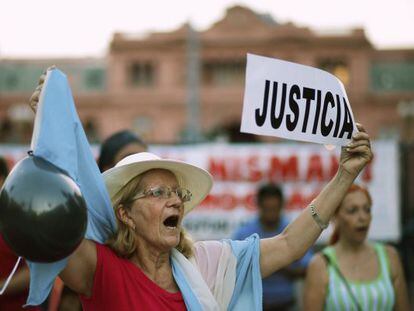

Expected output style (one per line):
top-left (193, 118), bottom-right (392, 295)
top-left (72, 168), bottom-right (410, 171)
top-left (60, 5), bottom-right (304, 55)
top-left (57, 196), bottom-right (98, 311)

top-left (59, 239), bottom-right (97, 297)
top-left (259, 124), bottom-right (373, 278)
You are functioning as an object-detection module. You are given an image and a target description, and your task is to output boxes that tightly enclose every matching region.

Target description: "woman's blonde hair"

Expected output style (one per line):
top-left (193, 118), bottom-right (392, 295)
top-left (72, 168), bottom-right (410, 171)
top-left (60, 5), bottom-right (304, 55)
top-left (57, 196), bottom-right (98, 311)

top-left (106, 169), bottom-right (194, 258)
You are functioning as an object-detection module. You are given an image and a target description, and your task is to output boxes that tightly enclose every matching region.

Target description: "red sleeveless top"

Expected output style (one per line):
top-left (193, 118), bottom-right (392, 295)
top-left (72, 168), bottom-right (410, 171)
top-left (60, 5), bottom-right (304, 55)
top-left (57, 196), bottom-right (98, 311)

top-left (80, 243), bottom-right (186, 311)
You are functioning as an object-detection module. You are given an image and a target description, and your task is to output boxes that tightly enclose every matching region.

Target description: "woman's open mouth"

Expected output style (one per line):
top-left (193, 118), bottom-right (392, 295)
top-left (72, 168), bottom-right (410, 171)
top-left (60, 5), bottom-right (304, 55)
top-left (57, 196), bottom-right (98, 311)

top-left (356, 226), bottom-right (369, 233)
top-left (163, 215), bottom-right (179, 229)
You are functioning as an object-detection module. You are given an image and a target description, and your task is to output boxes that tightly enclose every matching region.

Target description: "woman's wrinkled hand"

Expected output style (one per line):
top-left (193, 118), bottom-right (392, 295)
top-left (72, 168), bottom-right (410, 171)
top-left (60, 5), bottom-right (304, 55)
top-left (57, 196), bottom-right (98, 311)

top-left (339, 123), bottom-right (373, 178)
top-left (28, 65), bottom-right (55, 113)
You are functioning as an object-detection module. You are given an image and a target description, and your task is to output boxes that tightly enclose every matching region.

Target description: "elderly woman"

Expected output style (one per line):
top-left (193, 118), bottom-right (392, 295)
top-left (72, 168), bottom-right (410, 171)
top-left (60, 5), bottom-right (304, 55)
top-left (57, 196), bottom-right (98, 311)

top-left (25, 68), bottom-right (373, 310)
top-left (303, 185), bottom-right (410, 311)
top-left (56, 124), bottom-right (370, 311)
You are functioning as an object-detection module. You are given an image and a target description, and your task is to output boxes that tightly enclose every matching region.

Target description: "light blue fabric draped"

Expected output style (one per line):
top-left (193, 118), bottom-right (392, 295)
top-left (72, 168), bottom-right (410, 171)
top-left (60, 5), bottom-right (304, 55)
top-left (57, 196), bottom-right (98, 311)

top-left (171, 259), bottom-right (204, 310)
top-left (25, 69), bottom-right (263, 310)
top-left (27, 69), bottom-right (116, 305)
top-left (172, 234), bottom-right (262, 311)
top-left (227, 234), bottom-right (263, 310)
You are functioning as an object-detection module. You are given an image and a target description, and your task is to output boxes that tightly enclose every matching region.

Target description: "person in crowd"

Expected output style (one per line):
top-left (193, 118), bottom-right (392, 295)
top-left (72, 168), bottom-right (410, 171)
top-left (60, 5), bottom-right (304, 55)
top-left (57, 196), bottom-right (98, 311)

top-left (97, 130), bottom-right (148, 172)
top-left (26, 68), bottom-right (373, 310)
top-left (233, 183), bottom-right (313, 310)
top-left (303, 184), bottom-right (410, 310)
top-left (0, 157), bottom-right (40, 311)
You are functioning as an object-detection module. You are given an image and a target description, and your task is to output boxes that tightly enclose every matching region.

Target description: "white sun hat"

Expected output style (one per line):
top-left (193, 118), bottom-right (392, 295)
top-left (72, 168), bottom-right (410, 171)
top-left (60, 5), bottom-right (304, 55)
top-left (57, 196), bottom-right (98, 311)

top-left (103, 152), bottom-right (213, 214)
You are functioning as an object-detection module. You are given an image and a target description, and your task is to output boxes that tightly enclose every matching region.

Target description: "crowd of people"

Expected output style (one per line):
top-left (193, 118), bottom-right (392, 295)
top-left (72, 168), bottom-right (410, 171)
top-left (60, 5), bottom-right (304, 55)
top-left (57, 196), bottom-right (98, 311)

top-left (0, 68), bottom-right (410, 311)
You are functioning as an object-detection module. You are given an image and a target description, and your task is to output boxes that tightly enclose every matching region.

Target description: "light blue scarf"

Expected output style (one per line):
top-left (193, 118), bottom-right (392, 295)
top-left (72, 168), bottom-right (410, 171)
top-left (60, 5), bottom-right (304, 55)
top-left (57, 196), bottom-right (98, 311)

top-left (26, 69), bottom-right (262, 310)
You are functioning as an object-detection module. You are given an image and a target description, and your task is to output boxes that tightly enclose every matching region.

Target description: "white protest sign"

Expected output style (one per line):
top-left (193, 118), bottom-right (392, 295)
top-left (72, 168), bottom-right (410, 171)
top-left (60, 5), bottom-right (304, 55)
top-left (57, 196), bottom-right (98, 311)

top-left (241, 54), bottom-right (357, 145)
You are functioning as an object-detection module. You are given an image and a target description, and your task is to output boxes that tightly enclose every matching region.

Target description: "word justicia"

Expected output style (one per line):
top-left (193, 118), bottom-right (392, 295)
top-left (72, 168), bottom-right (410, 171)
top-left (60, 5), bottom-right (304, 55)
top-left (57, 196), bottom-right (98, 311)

top-left (255, 80), bottom-right (354, 139)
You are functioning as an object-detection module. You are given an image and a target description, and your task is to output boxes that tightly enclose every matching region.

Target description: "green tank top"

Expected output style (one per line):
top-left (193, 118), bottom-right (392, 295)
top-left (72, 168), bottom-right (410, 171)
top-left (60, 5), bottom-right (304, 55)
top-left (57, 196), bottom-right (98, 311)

top-left (322, 243), bottom-right (395, 311)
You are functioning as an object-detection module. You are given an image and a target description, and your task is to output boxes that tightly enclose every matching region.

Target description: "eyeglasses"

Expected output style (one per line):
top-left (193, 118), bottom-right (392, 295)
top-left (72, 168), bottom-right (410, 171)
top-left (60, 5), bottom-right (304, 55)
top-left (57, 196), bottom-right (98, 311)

top-left (129, 186), bottom-right (192, 203)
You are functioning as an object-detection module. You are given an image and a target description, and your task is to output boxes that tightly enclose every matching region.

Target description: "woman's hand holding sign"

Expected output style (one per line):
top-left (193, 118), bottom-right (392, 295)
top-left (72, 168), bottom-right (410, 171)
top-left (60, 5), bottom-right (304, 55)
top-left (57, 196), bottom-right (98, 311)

top-left (339, 123), bottom-right (373, 178)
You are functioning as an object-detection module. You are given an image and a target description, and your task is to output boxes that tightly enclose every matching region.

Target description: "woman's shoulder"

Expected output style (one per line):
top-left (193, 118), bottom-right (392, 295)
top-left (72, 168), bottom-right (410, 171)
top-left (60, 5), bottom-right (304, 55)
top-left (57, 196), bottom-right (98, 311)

top-left (308, 245), bottom-right (338, 272)
top-left (193, 240), bottom-right (225, 261)
top-left (192, 234), bottom-right (260, 266)
top-left (306, 252), bottom-right (329, 285)
top-left (88, 241), bottom-right (123, 268)
top-left (94, 241), bottom-right (110, 252)
top-left (315, 245), bottom-right (336, 262)
top-left (380, 243), bottom-right (403, 278)
top-left (381, 243), bottom-right (398, 257)
top-left (372, 242), bottom-right (399, 262)
top-left (309, 252), bottom-right (329, 270)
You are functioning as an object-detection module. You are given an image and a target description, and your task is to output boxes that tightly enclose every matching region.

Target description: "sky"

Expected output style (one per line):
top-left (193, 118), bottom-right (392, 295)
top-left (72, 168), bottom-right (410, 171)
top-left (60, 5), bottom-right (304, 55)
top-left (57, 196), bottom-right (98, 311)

top-left (0, 0), bottom-right (413, 58)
